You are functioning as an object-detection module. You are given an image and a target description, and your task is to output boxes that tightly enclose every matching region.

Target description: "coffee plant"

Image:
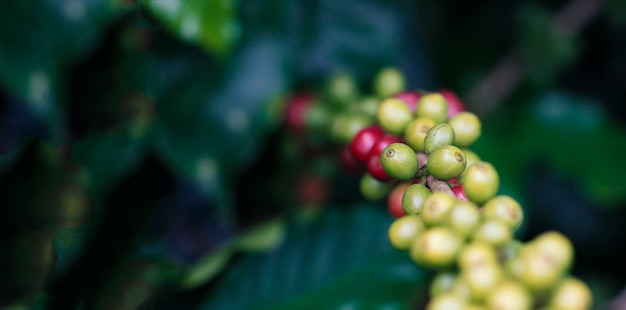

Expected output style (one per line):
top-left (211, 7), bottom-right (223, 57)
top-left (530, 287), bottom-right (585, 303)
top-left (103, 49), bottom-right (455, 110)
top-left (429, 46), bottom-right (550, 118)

top-left (283, 68), bottom-right (593, 309)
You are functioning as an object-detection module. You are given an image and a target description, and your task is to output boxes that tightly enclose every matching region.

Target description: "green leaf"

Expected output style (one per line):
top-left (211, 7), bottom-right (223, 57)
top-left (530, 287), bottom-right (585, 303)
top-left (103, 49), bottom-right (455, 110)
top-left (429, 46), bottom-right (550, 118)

top-left (198, 205), bottom-right (428, 310)
top-left (142, 0), bottom-right (239, 56)
top-left (234, 218), bottom-right (287, 253)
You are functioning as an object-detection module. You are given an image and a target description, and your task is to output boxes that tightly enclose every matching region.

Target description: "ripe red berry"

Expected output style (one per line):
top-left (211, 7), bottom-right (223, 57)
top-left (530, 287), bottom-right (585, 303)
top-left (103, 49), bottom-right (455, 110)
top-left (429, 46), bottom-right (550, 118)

top-left (452, 185), bottom-right (468, 201)
top-left (388, 182), bottom-right (411, 218)
top-left (284, 92), bottom-right (314, 133)
top-left (367, 154), bottom-right (391, 181)
top-left (394, 91), bottom-right (421, 112)
top-left (438, 89), bottom-right (465, 119)
top-left (350, 126), bottom-right (385, 163)
top-left (369, 134), bottom-right (403, 157)
top-left (338, 146), bottom-right (365, 174)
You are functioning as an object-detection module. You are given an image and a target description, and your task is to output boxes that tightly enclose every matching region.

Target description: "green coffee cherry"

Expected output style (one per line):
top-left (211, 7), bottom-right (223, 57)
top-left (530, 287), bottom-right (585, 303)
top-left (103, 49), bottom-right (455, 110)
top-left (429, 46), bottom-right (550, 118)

top-left (377, 98), bottom-right (413, 135)
top-left (330, 114), bottom-right (371, 144)
top-left (427, 293), bottom-right (466, 310)
top-left (422, 192), bottom-right (456, 227)
top-left (461, 161), bottom-right (499, 205)
top-left (374, 67), bottom-right (406, 98)
top-left (427, 145), bottom-right (467, 180)
top-left (461, 149), bottom-right (481, 172)
top-left (410, 227), bottom-right (462, 269)
top-left (402, 184), bottom-right (431, 215)
top-left (458, 242), bottom-right (499, 269)
top-left (404, 118), bottom-right (436, 152)
top-left (471, 219), bottom-right (513, 247)
top-left (529, 231), bottom-right (573, 271)
top-left (482, 196), bottom-right (524, 230)
top-left (430, 272), bottom-right (458, 296)
top-left (416, 93), bottom-right (449, 123)
top-left (325, 72), bottom-right (358, 106)
top-left (424, 123), bottom-right (455, 154)
top-left (448, 112), bottom-right (481, 147)
top-left (462, 263), bottom-right (504, 302)
top-left (486, 280), bottom-right (532, 310)
top-left (549, 277), bottom-right (593, 310)
top-left (519, 248), bottom-right (564, 292)
top-left (446, 200), bottom-right (480, 238)
top-left (359, 173), bottom-right (393, 201)
top-left (388, 215), bottom-right (427, 250)
top-left (381, 143), bottom-right (419, 180)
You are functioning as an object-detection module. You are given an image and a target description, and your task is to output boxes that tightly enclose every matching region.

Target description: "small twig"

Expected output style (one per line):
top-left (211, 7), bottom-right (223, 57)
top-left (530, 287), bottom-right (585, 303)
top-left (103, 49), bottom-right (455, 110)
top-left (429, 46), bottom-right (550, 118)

top-left (417, 152), bottom-right (428, 168)
top-left (426, 175), bottom-right (454, 197)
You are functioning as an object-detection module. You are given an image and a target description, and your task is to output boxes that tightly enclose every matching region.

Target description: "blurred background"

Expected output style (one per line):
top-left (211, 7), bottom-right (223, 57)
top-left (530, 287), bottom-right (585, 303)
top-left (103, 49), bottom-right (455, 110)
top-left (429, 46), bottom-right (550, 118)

top-left (0, 0), bottom-right (625, 309)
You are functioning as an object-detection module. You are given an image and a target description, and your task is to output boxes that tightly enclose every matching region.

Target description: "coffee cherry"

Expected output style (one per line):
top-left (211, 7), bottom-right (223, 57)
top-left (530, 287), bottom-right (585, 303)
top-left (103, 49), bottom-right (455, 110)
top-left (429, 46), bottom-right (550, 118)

top-left (394, 91), bottom-right (421, 112)
top-left (426, 293), bottom-right (466, 310)
top-left (458, 242), bottom-right (498, 269)
top-left (421, 192), bottom-right (456, 227)
top-left (549, 277), bottom-right (593, 310)
top-left (404, 117), bottom-right (437, 152)
top-left (367, 154), bottom-right (392, 181)
top-left (359, 173), bottom-right (393, 201)
top-left (424, 123), bottom-right (455, 154)
top-left (430, 272), bottom-right (458, 296)
top-left (381, 143), bottom-right (419, 180)
top-left (338, 146), bottom-right (365, 174)
top-left (462, 263), bottom-right (504, 302)
top-left (402, 183), bottom-right (431, 215)
top-left (486, 280), bottom-right (532, 310)
top-left (284, 93), bottom-right (314, 134)
top-left (529, 231), bottom-right (573, 271)
top-left (350, 126), bottom-right (385, 162)
top-left (388, 215), bottom-right (426, 250)
top-left (482, 196), bottom-right (524, 230)
top-left (451, 185), bottom-right (468, 201)
top-left (369, 134), bottom-right (403, 157)
top-left (427, 145), bottom-right (467, 180)
top-left (377, 98), bottom-right (413, 135)
top-left (325, 72), bottom-right (358, 105)
top-left (446, 200), bottom-right (480, 238)
top-left (416, 93), bottom-right (448, 123)
top-left (410, 227), bottom-right (462, 269)
top-left (330, 114), bottom-right (371, 144)
top-left (374, 67), bottom-right (406, 98)
top-left (353, 96), bottom-right (380, 118)
top-left (461, 161), bottom-right (499, 205)
top-left (388, 182), bottom-right (411, 218)
top-left (461, 149), bottom-right (481, 172)
top-left (471, 219), bottom-right (513, 247)
top-left (438, 89), bottom-right (465, 118)
top-left (448, 112), bottom-right (481, 148)
top-left (519, 248), bottom-right (564, 292)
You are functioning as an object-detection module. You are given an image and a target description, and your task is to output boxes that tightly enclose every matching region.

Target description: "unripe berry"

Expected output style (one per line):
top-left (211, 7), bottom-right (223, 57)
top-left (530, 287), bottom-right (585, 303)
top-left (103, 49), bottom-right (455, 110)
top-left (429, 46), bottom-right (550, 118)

top-left (462, 263), bottom-right (504, 302)
top-left (461, 149), bottom-right (481, 172)
top-left (427, 145), bottom-right (467, 180)
top-left (446, 200), bottom-right (480, 238)
top-left (549, 277), bottom-right (593, 310)
top-left (374, 67), bottom-right (406, 98)
top-left (402, 183), bottom-right (431, 215)
top-left (350, 126), bottom-right (384, 163)
top-left (471, 219), bottom-right (513, 247)
top-left (424, 123), bottom-right (455, 154)
top-left (330, 114), bottom-right (371, 144)
top-left (486, 280), bottom-right (532, 310)
top-left (359, 173), bottom-right (393, 201)
top-left (529, 231), bottom-right (574, 271)
top-left (394, 91), bottom-right (421, 112)
top-left (325, 72), bottom-right (358, 105)
top-left (519, 248), bottom-right (564, 292)
top-left (381, 143), bottom-right (419, 180)
top-left (448, 112), bottom-right (481, 148)
top-left (421, 192), bottom-right (456, 227)
top-left (458, 242), bottom-right (499, 269)
top-left (482, 196), bottom-right (524, 230)
top-left (388, 215), bottom-right (426, 250)
top-left (461, 161), bottom-right (499, 205)
top-left (410, 227), bottom-right (462, 269)
top-left (430, 272), bottom-right (458, 296)
top-left (377, 98), bottom-right (413, 135)
top-left (426, 293), bottom-right (466, 310)
top-left (404, 117), bottom-right (436, 152)
top-left (416, 93), bottom-right (448, 123)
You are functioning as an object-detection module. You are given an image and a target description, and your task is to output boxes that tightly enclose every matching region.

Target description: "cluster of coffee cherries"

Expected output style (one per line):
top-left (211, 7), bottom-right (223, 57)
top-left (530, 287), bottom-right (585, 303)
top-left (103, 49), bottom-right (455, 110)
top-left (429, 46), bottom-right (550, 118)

top-left (348, 94), bottom-right (591, 309)
top-left (284, 68), bottom-right (592, 309)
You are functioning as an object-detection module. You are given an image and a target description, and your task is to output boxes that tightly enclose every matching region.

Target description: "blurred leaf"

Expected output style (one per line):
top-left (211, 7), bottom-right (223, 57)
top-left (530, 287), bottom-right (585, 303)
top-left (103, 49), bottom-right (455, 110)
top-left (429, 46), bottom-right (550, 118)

top-left (142, 0), bottom-right (239, 56)
top-left (0, 0), bottom-right (132, 139)
top-left (198, 205), bottom-right (428, 310)
top-left (234, 218), bottom-right (287, 253)
top-left (517, 3), bottom-right (580, 86)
